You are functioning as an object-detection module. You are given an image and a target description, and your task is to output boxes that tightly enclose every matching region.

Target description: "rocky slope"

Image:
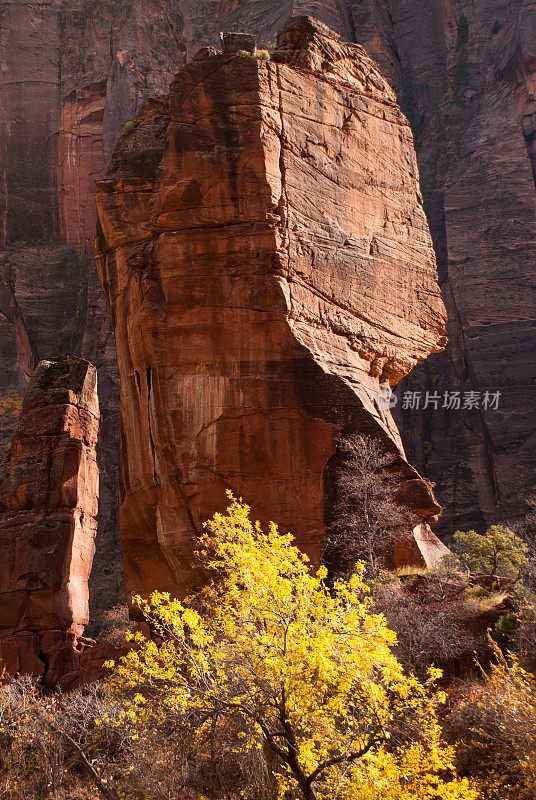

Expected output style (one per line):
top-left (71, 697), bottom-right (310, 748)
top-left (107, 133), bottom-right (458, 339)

top-left (95, 17), bottom-right (447, 602)
top-left (0, 357), bottom-right (99, 680)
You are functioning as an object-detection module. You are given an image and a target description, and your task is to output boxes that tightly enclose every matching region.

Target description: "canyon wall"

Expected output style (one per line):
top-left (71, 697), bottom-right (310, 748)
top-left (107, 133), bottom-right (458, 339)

top-left (1, 0), bottom-right (534, 628)
top-left (0, 0), bottom-right (194, 622)
top-left (95, 17), bottom-right (447, 602)
top-left (211, 0), bottom-right (536, 536)
top-left (0, 357), bottom-right (99, 680)
top-left (0, 0), bottom-right (303, 621)
top-left (384, 0), bottom-right (536, 534)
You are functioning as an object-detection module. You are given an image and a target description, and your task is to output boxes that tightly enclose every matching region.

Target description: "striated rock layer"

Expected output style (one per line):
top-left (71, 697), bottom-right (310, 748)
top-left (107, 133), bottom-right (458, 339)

top-left (96, 17), bottom-right (447, 602)
top-left (386, 0), bottom-right (536, 534)
top-left (217, 0), bottom-right (536, 535)
top-left (0, 357), bottom-right (99, 680)
top-left (1, 0), bottom-right (536, 626)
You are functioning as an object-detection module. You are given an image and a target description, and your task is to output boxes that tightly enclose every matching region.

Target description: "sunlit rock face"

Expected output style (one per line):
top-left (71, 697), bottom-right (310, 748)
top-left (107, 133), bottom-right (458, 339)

top-left (212, 0), bottom-right (536, 542)
top-left (95, 16), bottom-right (446, 602)
top-left (0, 357), bottom-right (99, 678)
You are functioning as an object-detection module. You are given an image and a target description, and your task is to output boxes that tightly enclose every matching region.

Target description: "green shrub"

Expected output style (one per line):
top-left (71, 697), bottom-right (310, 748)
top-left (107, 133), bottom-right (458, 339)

top-left (493, 612), bottom-right (520, 651)
top-left (121, 117), bottom-right (136, 136)
top-left (453, 526), bottom-right (530, 584)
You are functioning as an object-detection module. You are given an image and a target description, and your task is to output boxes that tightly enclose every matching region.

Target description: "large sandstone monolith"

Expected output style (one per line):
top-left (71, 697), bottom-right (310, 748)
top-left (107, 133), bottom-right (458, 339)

top-left (96, 16), bottom-right (448, 604)
top-left (0, 357), bottom-right (99, 678)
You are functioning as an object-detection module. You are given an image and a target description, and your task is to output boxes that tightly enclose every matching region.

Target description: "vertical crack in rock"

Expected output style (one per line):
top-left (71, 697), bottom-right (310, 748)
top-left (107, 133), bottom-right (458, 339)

top-left (146, 366), bottom-right (159, 485)
top-left (275, 63), bottom-right (290, 256)
top-left (1, 160), bottom-right (7, 250)
top-left (523, 115), bottom-right (536, 191)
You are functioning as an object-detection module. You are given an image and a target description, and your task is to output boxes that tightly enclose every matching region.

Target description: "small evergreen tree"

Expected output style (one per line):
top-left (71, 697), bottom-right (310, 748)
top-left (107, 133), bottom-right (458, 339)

top-left (456, 14), bottom-right (469, 50)
top-left (399, 59), bottom-right (420, 140)
top-left (453, 14), bottom-right (471, 105)
top-left (452, 525), bottom-right (529, 584)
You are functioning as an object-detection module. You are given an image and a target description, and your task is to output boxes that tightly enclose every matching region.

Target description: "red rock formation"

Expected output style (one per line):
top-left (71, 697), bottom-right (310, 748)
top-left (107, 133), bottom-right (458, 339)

top-left (215, 1), bottom-right (536, 535)
top-left (0, 357), bottom-right (99, 679)
top-left (0, 246), bottom-right (119, 617)
top-left (58, 81), bottom-right (107, 253)
top-left (232, 0), bottom-right (536, 536)
top-left (1, 0), bottom-right (534, 627)
top-left (96, 17), bottom-right (447, 603)
top-left (0, 0), bottom-right (209, 626)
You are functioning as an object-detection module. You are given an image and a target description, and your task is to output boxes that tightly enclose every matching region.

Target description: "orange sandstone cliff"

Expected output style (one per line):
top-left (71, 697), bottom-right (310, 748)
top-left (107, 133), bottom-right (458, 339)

top-left (0, 357), bottom-right (99, 680)
top-left (2, 0), bottom-right (535, 627)
top-left (95, 17), bottom-right (448, 603)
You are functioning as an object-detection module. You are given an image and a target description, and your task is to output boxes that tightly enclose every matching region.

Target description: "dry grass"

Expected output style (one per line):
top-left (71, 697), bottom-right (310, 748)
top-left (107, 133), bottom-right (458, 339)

top-left (463, 590), bottom-right (509, 615)
top-left (394, 565), bottom-right (432, 579)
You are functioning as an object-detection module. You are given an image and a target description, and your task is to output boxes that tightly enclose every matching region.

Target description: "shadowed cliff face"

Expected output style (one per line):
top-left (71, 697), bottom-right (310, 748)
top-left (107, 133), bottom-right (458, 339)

top-left (385, 0), bottom-right (536, 534)
top-left (95, 17), bottom-right (446, 603)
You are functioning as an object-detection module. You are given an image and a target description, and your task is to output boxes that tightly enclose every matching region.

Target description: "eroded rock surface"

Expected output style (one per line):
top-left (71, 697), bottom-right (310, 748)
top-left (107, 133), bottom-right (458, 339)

top-left (213, 0), bottom-right (536, 537)
top-left (0, 357), bottom-right (99, 679)
top-left (0, 0), bottom-right (193, 626)
top-left (225, 0), bottom-right (536, 536)
top-left (387, 0), bottom-right (536, 534)
top-left (3, 0), bottom-right (533, 624)
top-left (96, 17), bottom-right (446, 602)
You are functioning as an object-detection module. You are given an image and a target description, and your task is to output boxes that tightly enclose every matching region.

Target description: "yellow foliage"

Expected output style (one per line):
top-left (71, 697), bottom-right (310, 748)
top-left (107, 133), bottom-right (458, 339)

top-left (450, 640), bottom-right (536, 799)
top-left (0, 389), bottom-right (23, 419)
top-left (108, 494), bottom-right (477, 800)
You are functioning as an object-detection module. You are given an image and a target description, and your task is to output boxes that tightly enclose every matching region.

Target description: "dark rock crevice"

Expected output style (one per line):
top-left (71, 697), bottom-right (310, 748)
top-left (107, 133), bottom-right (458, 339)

top-left (523, 114), bottom-right (536, 190)
top-left (146, 366), bottom-right (159, 486)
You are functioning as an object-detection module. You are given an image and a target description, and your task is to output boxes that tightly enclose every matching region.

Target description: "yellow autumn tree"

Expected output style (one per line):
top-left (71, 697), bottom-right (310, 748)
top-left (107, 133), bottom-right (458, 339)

top-left (108, 494), bottom-right (476, 800)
